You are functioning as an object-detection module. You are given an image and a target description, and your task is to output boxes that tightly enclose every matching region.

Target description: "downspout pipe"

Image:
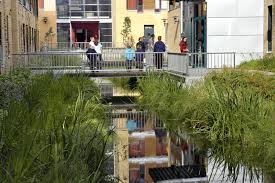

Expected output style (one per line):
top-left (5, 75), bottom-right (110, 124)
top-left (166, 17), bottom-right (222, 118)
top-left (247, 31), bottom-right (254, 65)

top-left (180, 0), bottom-right (184, 36)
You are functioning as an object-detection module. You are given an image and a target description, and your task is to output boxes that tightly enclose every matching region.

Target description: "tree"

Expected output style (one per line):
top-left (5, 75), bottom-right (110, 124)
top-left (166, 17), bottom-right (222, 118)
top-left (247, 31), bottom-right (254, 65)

top-left (44, 27), bottom-right (55, 45)
top-left (121, 17), bottom-right (135, 48)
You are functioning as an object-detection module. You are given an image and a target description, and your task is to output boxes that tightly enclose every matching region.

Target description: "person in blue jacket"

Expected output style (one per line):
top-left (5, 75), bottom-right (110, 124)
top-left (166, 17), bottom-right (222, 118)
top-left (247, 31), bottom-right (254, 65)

top-left (154, 36), bottom-right (166, 69)
top-left (124, 44), bottom-right (135, 70)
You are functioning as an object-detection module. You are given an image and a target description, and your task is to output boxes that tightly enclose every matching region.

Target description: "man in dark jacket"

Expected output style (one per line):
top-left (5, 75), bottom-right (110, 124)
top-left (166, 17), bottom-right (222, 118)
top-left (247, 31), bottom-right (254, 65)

top-left (153, 36), bottom-right (166, 69)
top-left (136, 37), bottom-right (146, 52)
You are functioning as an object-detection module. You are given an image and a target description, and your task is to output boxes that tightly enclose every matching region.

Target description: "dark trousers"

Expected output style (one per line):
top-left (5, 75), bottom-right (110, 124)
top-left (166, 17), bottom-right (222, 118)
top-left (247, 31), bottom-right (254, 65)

top-left (97, 54), bottom-right (102, 69)
top-left (154, 53), bottom-right (163, 69)
top-left (126, 60), bottom-right (132, 70)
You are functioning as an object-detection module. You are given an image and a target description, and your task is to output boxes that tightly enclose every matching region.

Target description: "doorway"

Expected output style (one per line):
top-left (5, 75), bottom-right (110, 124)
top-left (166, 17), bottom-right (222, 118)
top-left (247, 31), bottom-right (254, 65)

top-left (144, 25), bottom-right (154, 41)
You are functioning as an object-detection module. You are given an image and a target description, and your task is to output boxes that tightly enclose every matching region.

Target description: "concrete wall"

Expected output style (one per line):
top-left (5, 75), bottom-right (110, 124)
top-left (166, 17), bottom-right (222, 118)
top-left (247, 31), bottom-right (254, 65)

top-left (167, 7), bottom-right (181, 52)
top-left (112, 1), bottom-right (168, 48)
top-left (38, 0), bottom-right (57, 48)
top-left (206, 0), bottom-right (264, 64)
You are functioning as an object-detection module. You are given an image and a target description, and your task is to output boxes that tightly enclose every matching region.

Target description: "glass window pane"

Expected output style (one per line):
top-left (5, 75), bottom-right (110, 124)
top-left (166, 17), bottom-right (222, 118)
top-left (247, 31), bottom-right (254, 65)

top-left (85, 0), bottom-right (97, 4)
top-left (57, 23), bottom-right (70, 42)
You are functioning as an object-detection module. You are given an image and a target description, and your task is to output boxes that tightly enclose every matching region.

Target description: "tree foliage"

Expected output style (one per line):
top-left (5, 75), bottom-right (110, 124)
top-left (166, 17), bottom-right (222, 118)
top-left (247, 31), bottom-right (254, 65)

top-left (120, 17), bottom-right (135, 48)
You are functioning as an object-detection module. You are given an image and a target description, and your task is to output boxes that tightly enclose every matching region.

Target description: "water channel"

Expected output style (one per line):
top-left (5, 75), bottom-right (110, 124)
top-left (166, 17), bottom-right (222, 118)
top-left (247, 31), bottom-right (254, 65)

top-left (93, 77), bottom-right (262, 183)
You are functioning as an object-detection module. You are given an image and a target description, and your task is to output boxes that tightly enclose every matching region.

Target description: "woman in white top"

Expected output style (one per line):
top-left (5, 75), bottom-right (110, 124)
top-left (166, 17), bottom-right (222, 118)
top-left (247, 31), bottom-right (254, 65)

top-left (94, 40), bottom-right (102, 54)
top-left (89, 37), bottom-right (95, 49)
top-left (94, 40), bottom-right (103, 69)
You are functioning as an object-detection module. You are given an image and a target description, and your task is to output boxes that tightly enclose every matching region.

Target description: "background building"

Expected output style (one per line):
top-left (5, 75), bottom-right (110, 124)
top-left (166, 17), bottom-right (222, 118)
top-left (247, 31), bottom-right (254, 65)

top-left (167, 0), bottom-right (264, 64)
top-left (38, 0), bottom-right (57, 49)
top-left (0, 0), bottom-right (38, 73)
top-left (55, 0), bottom-right (112, 48)
top-left (112, 0), bottom-right (169, 48)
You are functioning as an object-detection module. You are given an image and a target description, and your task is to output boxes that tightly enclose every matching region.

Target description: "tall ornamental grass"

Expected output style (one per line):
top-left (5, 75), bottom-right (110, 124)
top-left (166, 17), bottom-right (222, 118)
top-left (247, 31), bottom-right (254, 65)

top-left (239, 56), bottom-right (275, 73)
top-left (138, 71), bottom-right (275, 182)
top-left (0, 72), bottom-right (115, 183)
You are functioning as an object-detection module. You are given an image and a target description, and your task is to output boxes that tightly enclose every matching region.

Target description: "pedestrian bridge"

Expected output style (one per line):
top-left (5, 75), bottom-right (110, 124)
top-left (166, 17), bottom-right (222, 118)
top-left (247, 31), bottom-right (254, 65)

top-left (9, 51), bottom-right (260, 78)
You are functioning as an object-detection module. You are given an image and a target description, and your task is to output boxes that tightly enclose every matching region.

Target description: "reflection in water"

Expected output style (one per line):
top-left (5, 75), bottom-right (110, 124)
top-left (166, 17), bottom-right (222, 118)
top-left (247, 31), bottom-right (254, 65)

top-left (113, 109), bottom-right (168, 183)
top-left (95, 78), bottom-right (207, 182)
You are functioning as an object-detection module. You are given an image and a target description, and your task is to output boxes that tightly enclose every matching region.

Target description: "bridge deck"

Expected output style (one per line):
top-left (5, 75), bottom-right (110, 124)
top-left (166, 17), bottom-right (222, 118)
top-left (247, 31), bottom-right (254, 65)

top-left (10, 52), bottom-right (239, 78)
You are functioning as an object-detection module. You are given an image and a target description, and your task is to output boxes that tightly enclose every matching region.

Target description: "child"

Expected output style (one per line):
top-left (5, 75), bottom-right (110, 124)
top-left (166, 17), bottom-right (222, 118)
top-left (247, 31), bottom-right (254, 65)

top-left (124, 44), bottom-right (135, 70)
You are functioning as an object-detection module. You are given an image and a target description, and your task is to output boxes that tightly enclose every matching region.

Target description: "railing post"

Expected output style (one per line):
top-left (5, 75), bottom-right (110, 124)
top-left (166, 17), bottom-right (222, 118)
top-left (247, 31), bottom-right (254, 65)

top-left (233, 52), bottom-right (236, 69)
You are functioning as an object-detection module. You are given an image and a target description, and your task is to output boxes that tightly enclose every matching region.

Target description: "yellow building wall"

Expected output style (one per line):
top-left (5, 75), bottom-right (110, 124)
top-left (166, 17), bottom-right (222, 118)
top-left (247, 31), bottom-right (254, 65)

top-left (112, 1), bottom-right (168, 48)
top-left (167, 7), bottom-right (181, 53)
top-left (38, 0), bottom-right (57, 49)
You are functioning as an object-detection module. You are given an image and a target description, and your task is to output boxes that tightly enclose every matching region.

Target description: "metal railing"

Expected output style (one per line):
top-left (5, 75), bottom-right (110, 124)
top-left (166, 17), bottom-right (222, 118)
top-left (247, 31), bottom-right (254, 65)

top-left (42, 42), bottom-right (118, 51)
top-left (99, 83), bottom-right (139, 97)
top-left (9, 51), bottom-right (238, 76)
top-left (110, 111), bottom-right (164, 131)
top-left (167, 52), bottom-right (236, 76)
top-left (10, 52), bottom-right (168, 73)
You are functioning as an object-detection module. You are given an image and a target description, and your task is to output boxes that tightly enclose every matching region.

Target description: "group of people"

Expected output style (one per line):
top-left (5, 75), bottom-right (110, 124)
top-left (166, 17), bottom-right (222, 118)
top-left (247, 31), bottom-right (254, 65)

top-left (124, 34), bottom-right (166, 70)
top-left (86, 36), bottom-right (103, 70)
top-left (85, 34), bottom-right (171, 71)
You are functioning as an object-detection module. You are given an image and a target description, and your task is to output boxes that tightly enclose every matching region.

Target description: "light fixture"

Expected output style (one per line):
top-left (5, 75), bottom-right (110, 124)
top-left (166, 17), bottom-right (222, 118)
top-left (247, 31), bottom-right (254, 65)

top-left (173, 16), bottom-right (179, 23)
top-left (42, 17), bottom-right (48, 24)
top-left (162, 18), bottom-right (168, 26)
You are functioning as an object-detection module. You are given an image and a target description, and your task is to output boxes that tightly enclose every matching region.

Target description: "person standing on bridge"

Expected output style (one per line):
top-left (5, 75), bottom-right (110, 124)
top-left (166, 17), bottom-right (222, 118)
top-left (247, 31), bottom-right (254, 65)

top-left (124, 44), bottom-right (135, 70)
top-left (135, 44), bottom-right (144, 70)
top-left (89, 36), bottom-right (95, 49)
top-left (86, 44), bottom-right (97, 70)
top-left (136, 37), bottom-right (146, 52)
top-left (154, 36), bottom-right (166, 69)
top-left (179, 36), bottom-right (189, 54)
top-left (94, 39), bottom-right (103, 69)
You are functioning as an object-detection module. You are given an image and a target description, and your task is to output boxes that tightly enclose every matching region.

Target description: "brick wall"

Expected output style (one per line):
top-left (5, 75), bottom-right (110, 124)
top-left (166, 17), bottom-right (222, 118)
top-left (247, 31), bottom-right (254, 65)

top-left (0, 0), bottom-right (38, 73)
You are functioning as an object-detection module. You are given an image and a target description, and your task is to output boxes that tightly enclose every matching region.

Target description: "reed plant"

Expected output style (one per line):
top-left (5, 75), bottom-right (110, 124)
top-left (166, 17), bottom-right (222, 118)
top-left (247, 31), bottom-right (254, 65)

top-left (0, 71), bottom-right (115, 183)
top-left (239, 56), bottom-right (275, 73)
top-left (138, 70), bottom-right (275, 182)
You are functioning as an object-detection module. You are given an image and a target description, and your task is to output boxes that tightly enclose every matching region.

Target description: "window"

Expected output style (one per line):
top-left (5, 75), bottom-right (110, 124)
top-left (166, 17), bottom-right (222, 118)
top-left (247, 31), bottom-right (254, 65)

top-left (0, 13), bottom-right (2, 47)
top-left (127, 0), bottom-right (137, 10)
top-left (57, 23), bottom-right (70, 43)
top-left (127, 0), bottom-right (143, 11)
top-left (155, 0), bottom-right (161, 12)
top-left (5, 16), bottom-right (9, 55)
top-left (0, 12), bottom-right (2, 64)
top-left (56, 0), bottom-right (69, 18)
top-left (144, 0), bottom-right (154, 9)
top-left (38, 0), bottom-right (44, 9)
top-left (137, 0), bottom-right (143, 12)
top-left (100, 23), bottom-right (112, 43)
top-left (268, 5), bottom-right (272, 52)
